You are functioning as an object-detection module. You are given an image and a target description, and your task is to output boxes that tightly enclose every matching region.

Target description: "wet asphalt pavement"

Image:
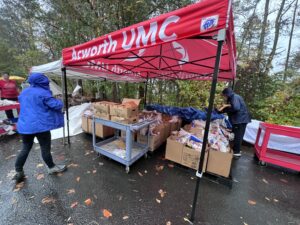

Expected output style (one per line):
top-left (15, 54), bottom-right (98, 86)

top-left (0, 133), bottom-right (299, 225)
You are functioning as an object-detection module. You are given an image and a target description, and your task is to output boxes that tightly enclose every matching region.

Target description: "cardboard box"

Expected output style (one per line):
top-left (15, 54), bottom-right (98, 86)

top-left (82, 116), bottom-right (90, 132)
top-left (93, 101), bottom-right (117, 114)
top-left (206, 149), bottom-right (233, 178)
top-left (163, 122), bottom-right (171, 140)
top-left (110, 98), bottom-right (141, 118)
top-left (181, 146), bottom-right (208, 171)
top-left (137, 133), bottom-right (163, 152)
top-left (82, 116), bottom-right (114, 138)
top-left (94, 112), bottom-right (111, 120)
top-left (111, 116), bottom-right (138, 124)
top-left (165, 137), bottom-right (184, 164)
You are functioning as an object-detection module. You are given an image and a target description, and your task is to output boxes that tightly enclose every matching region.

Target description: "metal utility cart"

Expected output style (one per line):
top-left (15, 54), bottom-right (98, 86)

top-left (92, 117), bottom-right (155, 173)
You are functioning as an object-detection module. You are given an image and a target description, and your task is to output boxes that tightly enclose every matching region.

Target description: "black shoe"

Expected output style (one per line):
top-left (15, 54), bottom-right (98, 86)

top-left (12, 171), bottom-right (25, 183)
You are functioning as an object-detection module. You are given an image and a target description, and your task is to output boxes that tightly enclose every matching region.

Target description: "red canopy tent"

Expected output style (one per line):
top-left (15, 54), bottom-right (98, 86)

top-left (62, 0), bottom-right (236, 221)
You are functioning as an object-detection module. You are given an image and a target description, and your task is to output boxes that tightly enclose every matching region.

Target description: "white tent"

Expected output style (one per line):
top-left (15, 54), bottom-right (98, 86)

top-left (31, 59), bottom-right (146, 82)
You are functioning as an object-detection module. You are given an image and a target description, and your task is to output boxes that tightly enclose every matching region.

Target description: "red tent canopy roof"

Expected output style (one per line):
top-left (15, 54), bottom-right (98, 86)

top-left (62, 0), bottom-right (236, 81)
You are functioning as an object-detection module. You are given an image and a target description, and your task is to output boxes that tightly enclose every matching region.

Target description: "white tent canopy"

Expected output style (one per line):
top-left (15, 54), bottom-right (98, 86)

top-left (31, 59), bottom-right (146, 82)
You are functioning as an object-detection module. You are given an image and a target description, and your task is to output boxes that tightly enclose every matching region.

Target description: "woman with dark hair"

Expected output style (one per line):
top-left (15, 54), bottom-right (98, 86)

top-left (219, 88), bottom-right (251, 158)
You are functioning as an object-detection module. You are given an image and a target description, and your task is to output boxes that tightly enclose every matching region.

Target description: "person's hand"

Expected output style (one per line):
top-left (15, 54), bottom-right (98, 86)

top-left (219, 104), bottom-right (231, 112)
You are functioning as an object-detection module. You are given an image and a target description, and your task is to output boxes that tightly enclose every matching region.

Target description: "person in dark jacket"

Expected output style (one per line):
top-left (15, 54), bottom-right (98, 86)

top-left (219, 88), bottom-right (251, 157)
top-left (13, 72), bottom-right (66, 183)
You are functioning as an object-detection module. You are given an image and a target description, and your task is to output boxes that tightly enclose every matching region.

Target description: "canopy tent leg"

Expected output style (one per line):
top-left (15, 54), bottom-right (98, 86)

top-left (190, 29), bottom-right (226, 222)
top-left (61, 70), bottom-right (66, 145)
top-left (62, 67), bottom-right (70, 144)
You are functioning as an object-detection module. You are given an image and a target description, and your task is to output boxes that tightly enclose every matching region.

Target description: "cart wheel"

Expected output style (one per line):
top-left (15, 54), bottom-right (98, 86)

top-left (144, 153), bottom-right (148, 159)
top-left (126, 166), bottom-right (130, 174)
top-left (259, 161), bottom-right (266, 166)
top-left (97, 152), bottom-right (101, 157)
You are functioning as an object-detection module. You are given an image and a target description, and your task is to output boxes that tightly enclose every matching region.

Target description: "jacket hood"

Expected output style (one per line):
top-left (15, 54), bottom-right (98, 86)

top-left (222, 88), bottom-right (234, 98)
top-left (28, 72), bottom-right (50, 90)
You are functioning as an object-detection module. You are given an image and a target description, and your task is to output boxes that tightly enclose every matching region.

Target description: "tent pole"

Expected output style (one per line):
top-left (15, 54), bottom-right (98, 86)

top-left (190, 29), bottom-right (226, 222)
top-left (61, 69), bottom-right (66, 145)
top-left (62, 67), bottom-right (70, 144)
top-left (144, 73), bottom-right (149, 107)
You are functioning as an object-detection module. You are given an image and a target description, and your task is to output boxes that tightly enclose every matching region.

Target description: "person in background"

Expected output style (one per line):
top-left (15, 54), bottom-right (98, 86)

top-left (13, 72), bottom-right (66, 183)
top-left (0, 72), bottom-right (19, 119)
top-left (219, 87), bottom-right (251, 158)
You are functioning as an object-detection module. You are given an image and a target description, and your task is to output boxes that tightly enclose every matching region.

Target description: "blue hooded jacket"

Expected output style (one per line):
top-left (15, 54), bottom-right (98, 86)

top-left (222, 88), bottom-right (251, 125)
top-left (17, 73), bottom-right (64, 134)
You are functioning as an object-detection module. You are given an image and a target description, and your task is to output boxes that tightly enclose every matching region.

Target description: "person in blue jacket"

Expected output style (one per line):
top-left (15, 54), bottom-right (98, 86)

top-left (219, 88), bottom-right (251, 158)
top-left (13, 72), bottom-right (66, 183)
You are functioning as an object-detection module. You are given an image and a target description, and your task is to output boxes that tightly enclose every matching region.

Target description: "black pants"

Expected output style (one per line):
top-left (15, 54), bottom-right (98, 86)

top-left (15, 131), bottom-right (55, 172)
top-left (232, 123), bottom-right (247, 154)
top-left (1, 97), bottom-right (18, 119)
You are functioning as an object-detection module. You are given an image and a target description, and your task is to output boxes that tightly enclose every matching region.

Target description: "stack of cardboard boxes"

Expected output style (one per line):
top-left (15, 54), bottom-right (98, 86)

top-left (82, 99), bottom-right (141, 138)
top-left (165, 125), bottom-right (233, 178)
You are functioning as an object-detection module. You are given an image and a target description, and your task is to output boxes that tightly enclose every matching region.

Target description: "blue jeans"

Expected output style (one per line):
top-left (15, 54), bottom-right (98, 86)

top-left (15, 131), bottom-right (55, 172)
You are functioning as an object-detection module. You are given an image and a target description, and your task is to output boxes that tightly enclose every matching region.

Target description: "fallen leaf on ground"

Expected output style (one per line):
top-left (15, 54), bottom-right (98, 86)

top-left (57, 172), bottom-right (63, 177)
top-left (273, 199), bottom-right (279, 202)
top-left (168, 164), bottom-right (174, 168)
top-left (36, 163), bottom-right (44, 168)
top-left (36, 173), bottom-right (45, 180)
top-left (265, 197), bottom-right (270, 201)
top-left (183, 217), bottom-right (193, 224)
top-left (14, 182), bottom-right (25, 192)
top-left (138, 172), bottom-right (143, 177)
top-left (84, 198), bottom-right (92, 206)
top-left (67, 189), bottom-right (75, 194)
top-left (67, 223), bottom-right (74, 225)
top-left (67, 217), bottom-right (71, 222)
top-left (155, 165), bottom-right (164, 172)
top-left (76, 177), bottom-right (80, 182)
top-left (99, 162), bottom-right (104, 166)
top-left (5, 154), bottom-right (16, 160)
top-left (87, 171), bottom-right (91, 174)
top-left (166, 221), bottom-right (172, 225)
top-left (94, 194), bottom-right (98, 199)
top-left (243, 222), bottom-right (248, 225)
top-left (156, 198), bottom-right (161, 204)
top-left (67, 163), bottom-right (79, 168)
top-left (42, 196), bottom-right (56, 204)
top-left (103, 209), bottom-right (112, 218)
top-left (84, 152), bottom-right (90, 156)
top-left (280, 179), bottom-right (288, 183)
top-left (262, 178), bottom-right (269, 184)
top-left (158, 189), bottom-right (167, 198)
top-left (123, 216), bottom-right (129, 220)
top-left (70, 202), bottom-right (78, 208)
top-left (29, 196), bottom-right (35, 199)
top-left (92, 170), bottom-right (97, 174)
top-left (248, 200), bottom-right (257, 205)
top-left (119, 196), bottom-right (123, 201)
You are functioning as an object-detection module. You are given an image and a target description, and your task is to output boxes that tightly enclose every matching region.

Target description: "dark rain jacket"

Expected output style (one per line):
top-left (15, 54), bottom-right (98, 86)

top-left (223, 89), bottom-right (251, 125)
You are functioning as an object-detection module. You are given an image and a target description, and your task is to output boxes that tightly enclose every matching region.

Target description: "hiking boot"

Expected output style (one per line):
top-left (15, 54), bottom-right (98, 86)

top-left (48, 164), bottom-right (67, 174)
top-left (13, 171), bottom-right (25, 183)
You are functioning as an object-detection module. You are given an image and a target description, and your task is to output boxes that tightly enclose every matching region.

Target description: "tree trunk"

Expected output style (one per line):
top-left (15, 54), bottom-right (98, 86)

top-left (112, 82), bottom-right (118, 102)
top-left (265, 0), bottom-right (286, 75)
top-left (284, 0), bottom-right (298, 82)
top-left (257, 0), bottom-right (270, 62)
top-left (237, 1), bottom-right (260, 61)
